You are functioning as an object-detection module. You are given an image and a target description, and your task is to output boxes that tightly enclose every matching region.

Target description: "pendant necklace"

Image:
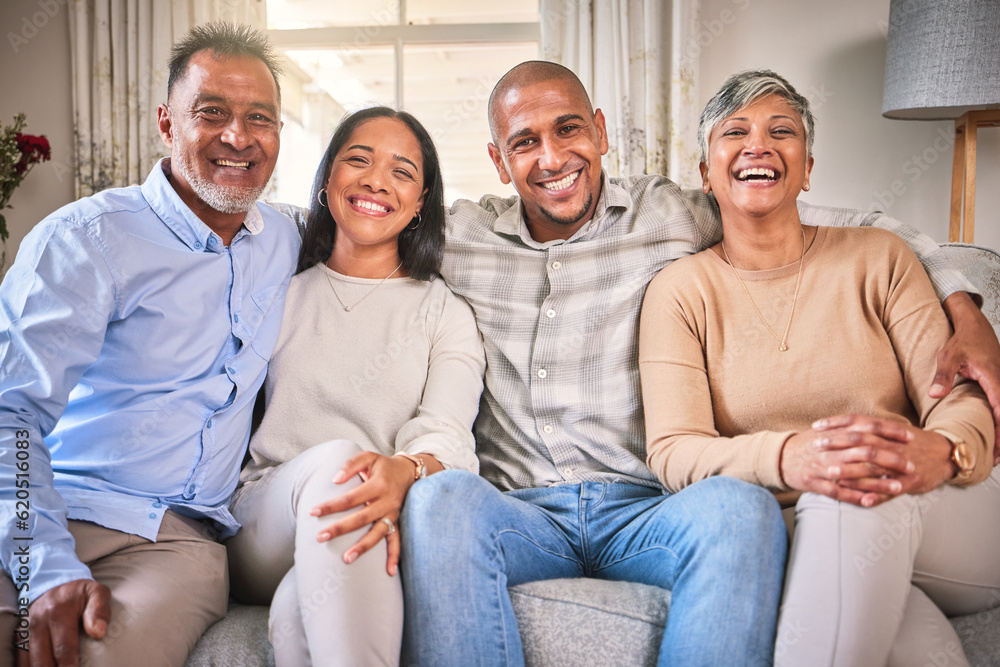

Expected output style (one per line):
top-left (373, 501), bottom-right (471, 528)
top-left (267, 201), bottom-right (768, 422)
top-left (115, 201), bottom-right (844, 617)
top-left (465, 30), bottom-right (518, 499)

top-left (325, 261), bottom-right (403, 312)
top-left (721, 227), bottom-right (806, 352)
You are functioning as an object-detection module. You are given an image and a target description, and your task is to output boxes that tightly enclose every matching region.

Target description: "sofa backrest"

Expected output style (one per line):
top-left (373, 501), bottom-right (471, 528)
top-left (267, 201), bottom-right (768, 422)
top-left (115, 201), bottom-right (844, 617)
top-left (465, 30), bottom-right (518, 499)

top-left (939, 243), bottom-right (1000, 338)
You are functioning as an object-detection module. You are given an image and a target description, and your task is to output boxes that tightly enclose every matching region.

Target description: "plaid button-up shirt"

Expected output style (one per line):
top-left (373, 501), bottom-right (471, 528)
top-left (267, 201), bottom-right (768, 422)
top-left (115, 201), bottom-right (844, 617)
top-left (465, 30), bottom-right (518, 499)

top-left (441, 173), bottom-right (976, 491)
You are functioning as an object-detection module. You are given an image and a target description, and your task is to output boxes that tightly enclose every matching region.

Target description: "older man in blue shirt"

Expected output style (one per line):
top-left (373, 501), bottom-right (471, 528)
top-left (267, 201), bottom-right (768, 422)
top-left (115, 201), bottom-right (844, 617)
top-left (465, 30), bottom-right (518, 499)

top-left (0, 23), bottom-right (298, 666)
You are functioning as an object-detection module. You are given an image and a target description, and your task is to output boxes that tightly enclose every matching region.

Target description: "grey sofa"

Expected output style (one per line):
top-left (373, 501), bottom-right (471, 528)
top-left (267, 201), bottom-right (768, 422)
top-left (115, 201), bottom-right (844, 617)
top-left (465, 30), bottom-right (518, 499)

top-left (186, 243), bottom-right (1000, 666)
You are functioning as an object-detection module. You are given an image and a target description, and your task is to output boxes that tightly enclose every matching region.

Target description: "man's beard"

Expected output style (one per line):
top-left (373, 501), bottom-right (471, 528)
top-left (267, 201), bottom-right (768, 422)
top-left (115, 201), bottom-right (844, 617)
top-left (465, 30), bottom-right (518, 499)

top-left (539, 192), bottom-right (593, 227)
top-left (173, 152), bottom-right (266, 215)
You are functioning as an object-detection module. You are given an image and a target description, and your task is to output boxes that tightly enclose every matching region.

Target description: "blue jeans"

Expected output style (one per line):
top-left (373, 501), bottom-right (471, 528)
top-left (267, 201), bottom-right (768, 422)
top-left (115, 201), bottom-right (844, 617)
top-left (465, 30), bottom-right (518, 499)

top-left (400, 471), bottom-right (786, 666)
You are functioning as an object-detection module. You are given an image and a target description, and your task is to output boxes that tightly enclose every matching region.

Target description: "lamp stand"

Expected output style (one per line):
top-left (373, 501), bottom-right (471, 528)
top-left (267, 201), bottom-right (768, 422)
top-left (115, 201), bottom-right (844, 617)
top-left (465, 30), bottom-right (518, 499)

top-left (950, 110), bottom-right (1000, 243)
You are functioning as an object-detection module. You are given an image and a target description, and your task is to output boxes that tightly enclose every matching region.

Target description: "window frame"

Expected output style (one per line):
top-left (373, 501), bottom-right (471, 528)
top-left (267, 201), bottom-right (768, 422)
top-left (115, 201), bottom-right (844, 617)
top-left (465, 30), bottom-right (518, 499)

top-left (268, 1), bottom-right (540, 107)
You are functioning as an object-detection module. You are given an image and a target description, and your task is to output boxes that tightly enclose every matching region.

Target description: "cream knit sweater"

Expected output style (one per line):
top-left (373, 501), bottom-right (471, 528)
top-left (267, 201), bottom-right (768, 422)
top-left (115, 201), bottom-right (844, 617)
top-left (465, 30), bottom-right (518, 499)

top-left (241, 263), bottom-right (485, 485)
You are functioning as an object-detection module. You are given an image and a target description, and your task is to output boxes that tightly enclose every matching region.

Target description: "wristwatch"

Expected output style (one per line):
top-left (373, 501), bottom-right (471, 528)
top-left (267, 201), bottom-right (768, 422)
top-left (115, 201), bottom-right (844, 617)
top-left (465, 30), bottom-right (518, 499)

top-left (939, 431), bottom-right (976, 483)
top-left (395, 452), bottom-right (427, 481)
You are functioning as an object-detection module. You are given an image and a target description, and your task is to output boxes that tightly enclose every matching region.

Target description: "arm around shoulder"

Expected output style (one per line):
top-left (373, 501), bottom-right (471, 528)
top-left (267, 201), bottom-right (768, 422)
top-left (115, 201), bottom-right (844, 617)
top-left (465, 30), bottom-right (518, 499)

top-left (879, 238), bottom-right (996, 485)
top-left (797, 202), bottom-right (979, 303)
top-left (800, 203), bottom-right (1000, 455)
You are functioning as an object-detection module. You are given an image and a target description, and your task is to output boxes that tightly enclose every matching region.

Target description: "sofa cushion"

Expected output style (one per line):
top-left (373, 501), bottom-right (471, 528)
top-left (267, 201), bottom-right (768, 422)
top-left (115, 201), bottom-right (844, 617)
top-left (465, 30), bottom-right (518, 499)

top-left (185, 582), bottom-right (1000, 667)
top-left (186, 603), bottom-right (274, 667)
top-left (510, 578), bottom-right (670, 666)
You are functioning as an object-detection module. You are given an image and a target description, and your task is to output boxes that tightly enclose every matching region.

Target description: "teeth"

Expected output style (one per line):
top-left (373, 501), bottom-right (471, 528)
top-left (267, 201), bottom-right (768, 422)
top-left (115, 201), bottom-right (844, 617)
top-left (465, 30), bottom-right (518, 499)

top-left (353, 199), bottom-right (389, 213)
top-left (542, 171), bottom-right (579, 190)
top-left (215, 159), bottom-right (250, 169)
top-left (737, 167), bottom-right (776, 181)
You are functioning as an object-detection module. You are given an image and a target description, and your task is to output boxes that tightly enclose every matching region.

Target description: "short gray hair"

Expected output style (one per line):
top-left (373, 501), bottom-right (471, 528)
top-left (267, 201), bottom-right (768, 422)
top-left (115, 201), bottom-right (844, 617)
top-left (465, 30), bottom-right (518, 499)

top-left (168, 22), bottom-right (282, 102)
top-left (697, 69), bottom-right (814, 164)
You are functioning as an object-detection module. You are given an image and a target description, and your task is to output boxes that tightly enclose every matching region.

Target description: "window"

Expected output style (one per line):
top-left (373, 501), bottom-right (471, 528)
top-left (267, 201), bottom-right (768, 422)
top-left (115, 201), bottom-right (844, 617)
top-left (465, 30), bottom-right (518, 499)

top-left (266, 0), bottom-right (540, 206)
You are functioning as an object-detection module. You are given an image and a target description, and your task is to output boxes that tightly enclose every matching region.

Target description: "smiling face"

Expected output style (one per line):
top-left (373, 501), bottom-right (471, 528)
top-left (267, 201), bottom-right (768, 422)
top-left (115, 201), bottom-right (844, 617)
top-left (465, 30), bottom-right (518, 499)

top-left (701, 94), bottom-right (813, 221)
top-left (157, 49), bottom-right (281, 230)
top-left (488, 77), bottom-right (609, 241)
top-left (325, 116), bottom-right (427, 263)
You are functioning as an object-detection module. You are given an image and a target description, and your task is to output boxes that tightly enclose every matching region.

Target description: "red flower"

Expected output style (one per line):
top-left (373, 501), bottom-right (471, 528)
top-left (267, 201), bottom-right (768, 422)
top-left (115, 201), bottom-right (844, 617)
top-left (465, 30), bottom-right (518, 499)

top-left (15, 132), bottom-right (51, 175)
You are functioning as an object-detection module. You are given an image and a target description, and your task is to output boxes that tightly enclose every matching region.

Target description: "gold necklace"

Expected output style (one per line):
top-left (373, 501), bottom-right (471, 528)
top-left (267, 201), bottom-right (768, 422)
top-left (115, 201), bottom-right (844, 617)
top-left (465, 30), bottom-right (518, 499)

top-left (325, 261), bottom-right (403, 312)
top-left (721, 228), bottom-right (806, 352)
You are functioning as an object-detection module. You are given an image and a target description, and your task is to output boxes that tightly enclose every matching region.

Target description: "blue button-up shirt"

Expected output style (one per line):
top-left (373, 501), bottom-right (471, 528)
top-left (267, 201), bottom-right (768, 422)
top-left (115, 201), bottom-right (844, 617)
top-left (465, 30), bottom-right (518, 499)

top-left (0, 158), bottom-right (299, 602)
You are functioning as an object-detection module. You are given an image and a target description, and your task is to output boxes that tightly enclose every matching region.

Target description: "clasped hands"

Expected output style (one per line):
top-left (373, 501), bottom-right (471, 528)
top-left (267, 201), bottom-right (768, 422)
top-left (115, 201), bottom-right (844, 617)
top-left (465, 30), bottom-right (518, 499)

top-left (780, 414), bottom-right (955, 508)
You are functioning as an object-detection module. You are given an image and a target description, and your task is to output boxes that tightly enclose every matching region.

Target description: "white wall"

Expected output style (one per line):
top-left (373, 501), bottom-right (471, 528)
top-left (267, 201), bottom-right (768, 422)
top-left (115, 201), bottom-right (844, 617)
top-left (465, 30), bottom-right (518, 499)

top-left (697, 0), bottom-right (1000, 251)
top-left (0, 1), bottom-right (76, 276)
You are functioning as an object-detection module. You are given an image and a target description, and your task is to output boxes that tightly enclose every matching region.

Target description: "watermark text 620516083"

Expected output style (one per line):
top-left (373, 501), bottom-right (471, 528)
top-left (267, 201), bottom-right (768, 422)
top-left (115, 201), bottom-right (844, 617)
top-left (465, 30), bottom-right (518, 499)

top-left (12, 428), bottom-right (33, 653)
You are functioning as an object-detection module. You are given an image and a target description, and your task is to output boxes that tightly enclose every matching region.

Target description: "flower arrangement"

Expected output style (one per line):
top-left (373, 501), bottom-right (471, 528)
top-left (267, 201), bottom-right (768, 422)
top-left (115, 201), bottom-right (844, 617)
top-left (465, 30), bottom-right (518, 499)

top-left (0, 113), bottom-right (51, 242)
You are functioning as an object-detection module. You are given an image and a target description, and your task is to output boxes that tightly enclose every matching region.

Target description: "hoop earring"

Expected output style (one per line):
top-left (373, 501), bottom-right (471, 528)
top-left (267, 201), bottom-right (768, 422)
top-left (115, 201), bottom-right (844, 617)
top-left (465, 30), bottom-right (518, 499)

top-left (406, 212), bottom-right (422, 231)
top-left (317, 189), bottom-right (329, 207)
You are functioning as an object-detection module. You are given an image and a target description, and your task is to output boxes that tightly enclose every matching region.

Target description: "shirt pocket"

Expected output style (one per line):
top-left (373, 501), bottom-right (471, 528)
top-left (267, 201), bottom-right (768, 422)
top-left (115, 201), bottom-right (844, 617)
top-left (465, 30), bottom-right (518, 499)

top-left (247, 284), bottom-right (284, 358)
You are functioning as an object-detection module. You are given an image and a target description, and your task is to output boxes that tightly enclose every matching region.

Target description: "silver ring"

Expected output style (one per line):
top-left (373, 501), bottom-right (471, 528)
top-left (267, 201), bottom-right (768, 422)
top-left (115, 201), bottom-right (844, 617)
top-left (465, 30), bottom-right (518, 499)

top-left (380, 517), bottom-right (396, 536)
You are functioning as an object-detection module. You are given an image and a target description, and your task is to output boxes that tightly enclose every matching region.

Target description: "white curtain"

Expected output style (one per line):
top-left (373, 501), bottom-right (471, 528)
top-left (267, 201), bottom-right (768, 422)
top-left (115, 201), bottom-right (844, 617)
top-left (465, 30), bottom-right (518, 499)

top-left (69, 0), bottom-right (266, 197)
top-left (541, 0), bottom-right (701, 187)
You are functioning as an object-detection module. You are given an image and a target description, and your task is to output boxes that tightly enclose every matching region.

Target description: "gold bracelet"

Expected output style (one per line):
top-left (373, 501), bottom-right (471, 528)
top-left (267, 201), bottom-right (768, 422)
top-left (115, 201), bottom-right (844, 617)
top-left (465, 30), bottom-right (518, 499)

top-left (394, 452), bottom-right (426, 480)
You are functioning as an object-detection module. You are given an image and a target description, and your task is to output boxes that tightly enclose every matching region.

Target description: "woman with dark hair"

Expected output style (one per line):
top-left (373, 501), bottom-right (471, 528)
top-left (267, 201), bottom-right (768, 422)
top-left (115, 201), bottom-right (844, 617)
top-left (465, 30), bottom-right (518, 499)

top-left (226, 107), bottom-right (485, 666)
top-left (296, 106), bottom-right (448, 278)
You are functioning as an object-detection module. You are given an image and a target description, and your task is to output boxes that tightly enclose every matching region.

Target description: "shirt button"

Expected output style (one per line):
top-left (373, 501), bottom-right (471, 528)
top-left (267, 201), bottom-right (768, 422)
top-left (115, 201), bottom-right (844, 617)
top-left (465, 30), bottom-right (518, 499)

top-left (234, 314), bottom-right (240, 323)
top-left (194, 242), bottom-right (202, 249)
top-left (537, 369), bottom-right (547, 379)
top-left (551, 261), bottom-right (562, 269)
top-left (226, 366), bottom-right (234, 374)
top-left (563, 468), bottom-right (573, 477)
top-left (188, 485), bottom-right (196, 494)
top-left (152, 502), bottom-right (162, 508)
top-left (208, 237), bottom-right (217, 245)
top-left (546, 309), bottom-right (556, 318)
top-left (207, 419), bottom-right (213, 429)
top-left (148, 513), bottom-right (157, 519)
top-left (543, 425), bottom-right (553, 434)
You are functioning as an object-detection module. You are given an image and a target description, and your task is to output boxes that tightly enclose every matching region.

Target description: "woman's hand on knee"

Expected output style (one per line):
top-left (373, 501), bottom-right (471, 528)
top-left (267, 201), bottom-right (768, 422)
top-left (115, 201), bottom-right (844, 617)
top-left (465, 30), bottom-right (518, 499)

top-left (309, 452), bottom-right (414, 574)
top-left (340, 512), bottom-right (402, 577)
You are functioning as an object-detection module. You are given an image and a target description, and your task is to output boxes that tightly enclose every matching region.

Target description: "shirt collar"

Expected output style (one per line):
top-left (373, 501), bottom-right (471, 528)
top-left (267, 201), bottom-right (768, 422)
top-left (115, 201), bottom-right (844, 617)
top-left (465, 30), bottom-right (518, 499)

top-left (494, 170), bottom-right (631, 248)
top-left (141, 158), bottom-right (263, 253)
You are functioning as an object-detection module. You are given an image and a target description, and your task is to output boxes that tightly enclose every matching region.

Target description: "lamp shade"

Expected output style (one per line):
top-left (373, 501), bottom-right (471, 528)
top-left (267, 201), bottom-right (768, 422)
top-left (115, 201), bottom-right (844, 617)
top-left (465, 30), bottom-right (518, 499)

top-left (882, 0), bottom-right (1000, 120)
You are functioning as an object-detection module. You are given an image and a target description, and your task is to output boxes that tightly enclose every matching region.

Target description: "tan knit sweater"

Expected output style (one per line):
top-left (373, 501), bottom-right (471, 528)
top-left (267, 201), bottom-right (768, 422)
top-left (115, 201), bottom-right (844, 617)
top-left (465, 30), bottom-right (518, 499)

top-left (639, 226), bottom-right (993, 494)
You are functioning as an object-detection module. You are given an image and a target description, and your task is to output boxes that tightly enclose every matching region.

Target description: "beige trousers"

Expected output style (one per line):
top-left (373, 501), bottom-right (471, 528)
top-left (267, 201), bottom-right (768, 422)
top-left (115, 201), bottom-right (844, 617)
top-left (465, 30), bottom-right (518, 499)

top-left (775, 466), bottom-right (1000, 667)
top-left (226, 440), bottom-right (403, 667)
top-left (0, 510), bottom-right (228, 667)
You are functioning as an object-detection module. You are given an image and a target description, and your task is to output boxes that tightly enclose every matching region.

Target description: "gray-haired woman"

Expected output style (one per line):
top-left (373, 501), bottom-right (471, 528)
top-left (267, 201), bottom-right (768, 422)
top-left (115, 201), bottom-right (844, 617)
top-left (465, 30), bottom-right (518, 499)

top-left (639, 69), bottom-right (1000, 666)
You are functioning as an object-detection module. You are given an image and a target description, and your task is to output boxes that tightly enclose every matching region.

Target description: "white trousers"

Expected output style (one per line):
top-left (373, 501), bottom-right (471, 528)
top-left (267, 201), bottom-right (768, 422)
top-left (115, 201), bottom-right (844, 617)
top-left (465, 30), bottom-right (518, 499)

top-left (226, 440), bottom-right (403, 667)
top-left (775, 467), bottom-right (1000, 667)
